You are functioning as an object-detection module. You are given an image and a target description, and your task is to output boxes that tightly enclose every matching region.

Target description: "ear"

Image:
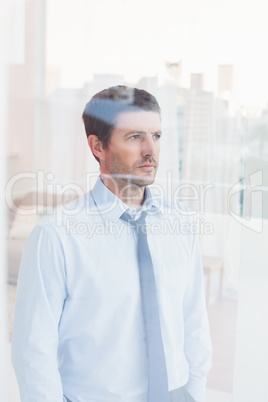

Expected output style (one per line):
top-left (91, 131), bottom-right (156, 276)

top-left (87, 135), bottom-right (105, 161)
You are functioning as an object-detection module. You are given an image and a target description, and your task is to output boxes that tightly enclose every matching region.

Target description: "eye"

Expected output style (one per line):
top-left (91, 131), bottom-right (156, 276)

top-left (130, 134), bottom-right (140, 140)
top-left (153, 134), bottom-right (161, 140)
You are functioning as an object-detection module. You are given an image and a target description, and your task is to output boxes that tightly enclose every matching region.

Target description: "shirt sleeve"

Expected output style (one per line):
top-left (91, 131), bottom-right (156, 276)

top-left (182, 228), bottom-right (212, 402)
top-left (11, 222), bottom-right (68, 402)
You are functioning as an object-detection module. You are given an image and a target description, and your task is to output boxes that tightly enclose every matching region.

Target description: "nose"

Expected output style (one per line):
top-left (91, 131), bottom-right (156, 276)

top-left (141, 135), bottom-right (157, 157)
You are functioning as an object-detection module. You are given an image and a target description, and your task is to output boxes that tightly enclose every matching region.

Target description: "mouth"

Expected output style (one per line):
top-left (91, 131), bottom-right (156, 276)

top-left (138, 164), bottom-right (155, 169)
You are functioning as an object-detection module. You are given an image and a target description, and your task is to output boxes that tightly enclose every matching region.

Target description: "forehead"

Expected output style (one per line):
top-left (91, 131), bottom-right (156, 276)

top-left (114, 111), bottom-right (161, 131)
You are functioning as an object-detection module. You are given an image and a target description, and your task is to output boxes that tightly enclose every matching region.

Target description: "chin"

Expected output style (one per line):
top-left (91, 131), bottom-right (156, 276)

top-left (132, 175), bottom-right (156, 187)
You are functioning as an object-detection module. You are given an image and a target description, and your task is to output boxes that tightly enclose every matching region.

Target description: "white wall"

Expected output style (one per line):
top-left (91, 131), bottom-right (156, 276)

top-left (233, 219), bottom-right (268, 402)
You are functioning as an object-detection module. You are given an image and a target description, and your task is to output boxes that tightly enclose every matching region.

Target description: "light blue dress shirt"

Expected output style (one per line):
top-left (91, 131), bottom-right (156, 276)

top-left (12, 177), bottom-right (212, 402)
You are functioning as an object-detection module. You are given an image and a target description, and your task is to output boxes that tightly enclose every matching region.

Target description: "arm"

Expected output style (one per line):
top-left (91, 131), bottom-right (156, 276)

top-left (12, 223), bottom-right (68, 402)
top-left (182, 231), bottom-right (212, 402)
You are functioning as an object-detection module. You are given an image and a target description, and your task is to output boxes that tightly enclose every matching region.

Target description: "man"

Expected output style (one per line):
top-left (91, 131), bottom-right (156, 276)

top-left (12, 85), bottom-right (212, 402)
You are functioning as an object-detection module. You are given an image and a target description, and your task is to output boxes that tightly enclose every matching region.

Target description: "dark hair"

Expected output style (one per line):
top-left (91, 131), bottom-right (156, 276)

top-left (82, 85), bottom-right (161, 162)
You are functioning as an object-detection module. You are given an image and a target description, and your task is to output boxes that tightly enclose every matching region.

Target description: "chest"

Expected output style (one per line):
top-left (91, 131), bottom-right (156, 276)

top-left (62, 217), bottom-right (192, 306)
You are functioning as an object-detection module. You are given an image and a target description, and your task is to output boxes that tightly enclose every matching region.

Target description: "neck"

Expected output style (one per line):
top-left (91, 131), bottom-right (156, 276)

top-left (101, 174), bottom-right (146, 207)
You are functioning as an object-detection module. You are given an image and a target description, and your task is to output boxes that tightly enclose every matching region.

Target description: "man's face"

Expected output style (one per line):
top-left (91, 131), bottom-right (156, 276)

top-left (100, 110), bottom-right (161, 188)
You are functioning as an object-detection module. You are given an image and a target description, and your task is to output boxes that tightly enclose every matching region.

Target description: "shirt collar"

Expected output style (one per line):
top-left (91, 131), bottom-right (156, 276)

top-left (90, 176), bottom-right (163, 222)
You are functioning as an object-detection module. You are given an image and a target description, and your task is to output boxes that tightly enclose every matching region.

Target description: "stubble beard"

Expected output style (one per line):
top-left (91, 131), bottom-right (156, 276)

top-left (103, 155), bottom-right (158, 200)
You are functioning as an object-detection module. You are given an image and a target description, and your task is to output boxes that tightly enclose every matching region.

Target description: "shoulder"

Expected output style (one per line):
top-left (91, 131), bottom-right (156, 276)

top-left (151, 192), bottom-right (195, 223)
top-left (148, 190), bottom-right (200, 241)
top-left (30, 190), bottom-right (97, 237)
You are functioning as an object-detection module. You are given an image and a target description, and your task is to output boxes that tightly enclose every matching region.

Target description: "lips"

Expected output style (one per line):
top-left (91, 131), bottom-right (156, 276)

top-left (139, 164), bottom-right (155, 168)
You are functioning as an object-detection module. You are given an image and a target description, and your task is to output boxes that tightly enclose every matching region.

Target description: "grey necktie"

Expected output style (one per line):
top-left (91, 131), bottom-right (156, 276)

top-left (121, 210), bottom-right (169, 402)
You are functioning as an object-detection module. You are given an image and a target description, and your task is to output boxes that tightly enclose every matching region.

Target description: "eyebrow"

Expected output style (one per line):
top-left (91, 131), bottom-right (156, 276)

top-left (124, 130), bottom-right (162, 137)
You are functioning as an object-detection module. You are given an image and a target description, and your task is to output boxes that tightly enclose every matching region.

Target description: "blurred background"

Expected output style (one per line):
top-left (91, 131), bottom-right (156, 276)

top-left (2, 0), bottom-right (268, 401)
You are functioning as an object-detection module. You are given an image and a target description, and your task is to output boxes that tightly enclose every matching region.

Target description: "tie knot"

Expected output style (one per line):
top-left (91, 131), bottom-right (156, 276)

top-left (120, 210), bottom-right (149, 236)
top-left (120, 209), bottom-right (147, 225)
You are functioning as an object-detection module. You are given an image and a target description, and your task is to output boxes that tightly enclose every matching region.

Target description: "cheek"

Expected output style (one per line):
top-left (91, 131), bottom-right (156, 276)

top-left (118, 148), bottom-right (139, 162)
top-left (109, 151), bottom-right (132, 170)
top-left (155, 146), bottom-right (160, 160)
